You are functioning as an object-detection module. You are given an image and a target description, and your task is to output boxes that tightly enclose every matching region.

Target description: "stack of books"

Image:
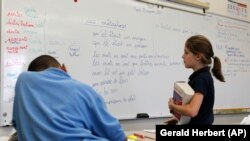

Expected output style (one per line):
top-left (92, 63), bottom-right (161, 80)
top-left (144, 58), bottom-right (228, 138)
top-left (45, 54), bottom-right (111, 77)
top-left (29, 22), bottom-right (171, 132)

top-left (172, 81), bottom-right (194, 124)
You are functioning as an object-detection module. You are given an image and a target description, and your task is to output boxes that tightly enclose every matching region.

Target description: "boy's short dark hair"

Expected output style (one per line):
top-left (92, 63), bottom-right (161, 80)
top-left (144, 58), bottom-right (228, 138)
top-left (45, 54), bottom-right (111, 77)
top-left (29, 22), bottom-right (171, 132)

top-left (28, 55), bottom-right (60, 71)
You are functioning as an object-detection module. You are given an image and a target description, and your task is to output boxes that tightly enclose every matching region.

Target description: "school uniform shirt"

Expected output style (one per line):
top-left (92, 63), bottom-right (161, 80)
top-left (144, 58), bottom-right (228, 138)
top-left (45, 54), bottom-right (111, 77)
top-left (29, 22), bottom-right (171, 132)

top-left (12, 68), bottom-right (126, 141)
top-left (188, 66), bottom-right (214, 124)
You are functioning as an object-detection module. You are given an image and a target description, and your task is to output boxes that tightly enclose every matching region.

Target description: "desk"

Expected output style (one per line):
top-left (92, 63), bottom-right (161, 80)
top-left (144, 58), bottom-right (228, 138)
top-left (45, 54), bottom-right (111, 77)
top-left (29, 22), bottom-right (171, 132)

top-left (126, 130), bottom-right (155, 141)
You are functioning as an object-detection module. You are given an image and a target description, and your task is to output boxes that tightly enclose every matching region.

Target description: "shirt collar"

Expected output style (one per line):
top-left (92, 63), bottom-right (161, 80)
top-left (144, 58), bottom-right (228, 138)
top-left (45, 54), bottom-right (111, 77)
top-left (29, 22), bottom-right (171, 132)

top-left (189, 66), bottom-right (210, 81)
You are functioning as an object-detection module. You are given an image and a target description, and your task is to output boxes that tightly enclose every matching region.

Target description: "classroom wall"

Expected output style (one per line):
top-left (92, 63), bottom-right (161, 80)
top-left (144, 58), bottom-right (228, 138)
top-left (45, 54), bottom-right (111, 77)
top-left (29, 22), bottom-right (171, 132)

top-left (1, 0), bottom-right (250, 137)
top-left (2, 0), bottom-right (250, 125)
top-left (206, 0), bottom-right (250, 21)
top-left (0, 113), bottom-right (249, 137)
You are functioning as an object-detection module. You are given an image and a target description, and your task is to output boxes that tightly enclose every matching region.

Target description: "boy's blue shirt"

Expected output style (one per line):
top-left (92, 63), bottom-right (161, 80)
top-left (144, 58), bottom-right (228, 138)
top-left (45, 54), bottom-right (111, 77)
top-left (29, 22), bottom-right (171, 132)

top-left (13, 68), bottom-right (126, 141)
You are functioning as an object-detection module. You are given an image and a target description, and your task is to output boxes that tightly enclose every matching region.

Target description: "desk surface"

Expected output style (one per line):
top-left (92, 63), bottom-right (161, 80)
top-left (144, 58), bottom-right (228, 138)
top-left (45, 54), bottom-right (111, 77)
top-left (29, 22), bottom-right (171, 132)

top-left (126, 130), bottom-right (155, 141)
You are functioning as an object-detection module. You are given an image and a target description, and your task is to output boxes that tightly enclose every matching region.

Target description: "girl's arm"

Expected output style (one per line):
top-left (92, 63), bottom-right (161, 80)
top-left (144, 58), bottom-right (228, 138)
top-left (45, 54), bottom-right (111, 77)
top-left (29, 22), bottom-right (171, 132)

top-left (168, 92), bottom-right (203, 117)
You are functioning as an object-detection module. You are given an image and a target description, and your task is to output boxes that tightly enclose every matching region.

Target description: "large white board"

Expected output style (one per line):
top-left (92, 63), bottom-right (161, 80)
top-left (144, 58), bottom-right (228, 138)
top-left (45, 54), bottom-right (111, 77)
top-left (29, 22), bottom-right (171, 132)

top-left (1, 0), bottom-right (250, 126)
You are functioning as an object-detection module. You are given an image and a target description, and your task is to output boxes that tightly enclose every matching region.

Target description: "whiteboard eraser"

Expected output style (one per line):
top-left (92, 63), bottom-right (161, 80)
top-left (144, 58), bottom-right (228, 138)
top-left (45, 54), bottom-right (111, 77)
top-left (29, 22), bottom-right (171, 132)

top-left (136, 113), bottom-right (149, 118)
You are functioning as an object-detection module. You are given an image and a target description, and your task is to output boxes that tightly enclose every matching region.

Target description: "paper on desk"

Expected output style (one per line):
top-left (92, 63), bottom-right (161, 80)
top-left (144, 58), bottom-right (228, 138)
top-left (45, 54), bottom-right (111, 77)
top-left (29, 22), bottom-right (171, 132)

top-left (0, 136), bottom-right (9, 141)
top-left (240, 117), bottom-right (247, 125)
top-left (143, 129), bottom-right (156, 134)
top-left (240, 115), bottom-right (250, 125)
top-left (240, 114), bottom-right (250, 125)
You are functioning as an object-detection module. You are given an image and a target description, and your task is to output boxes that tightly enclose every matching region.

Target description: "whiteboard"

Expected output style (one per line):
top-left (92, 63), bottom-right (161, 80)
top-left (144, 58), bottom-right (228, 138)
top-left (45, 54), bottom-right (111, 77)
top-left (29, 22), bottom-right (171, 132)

top-left (1, 0), bottom-right (250, 126)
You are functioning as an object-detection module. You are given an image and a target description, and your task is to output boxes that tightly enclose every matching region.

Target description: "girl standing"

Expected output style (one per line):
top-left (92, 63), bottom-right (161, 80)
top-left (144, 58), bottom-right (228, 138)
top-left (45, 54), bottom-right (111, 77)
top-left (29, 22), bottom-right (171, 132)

top-left (168, 35), bottom-right (225, 124)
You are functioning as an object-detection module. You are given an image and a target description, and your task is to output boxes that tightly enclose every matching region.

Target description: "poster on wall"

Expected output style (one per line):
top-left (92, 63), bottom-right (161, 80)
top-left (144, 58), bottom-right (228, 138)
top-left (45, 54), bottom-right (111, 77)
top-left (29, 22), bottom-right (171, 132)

top-left (227, 0), bottom-right (247, 18)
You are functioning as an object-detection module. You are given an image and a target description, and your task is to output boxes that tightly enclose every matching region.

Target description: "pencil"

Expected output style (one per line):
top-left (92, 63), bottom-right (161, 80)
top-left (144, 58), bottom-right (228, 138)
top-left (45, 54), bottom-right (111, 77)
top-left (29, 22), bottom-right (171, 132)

top-left (133, 133), bottom-right (144, 138)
